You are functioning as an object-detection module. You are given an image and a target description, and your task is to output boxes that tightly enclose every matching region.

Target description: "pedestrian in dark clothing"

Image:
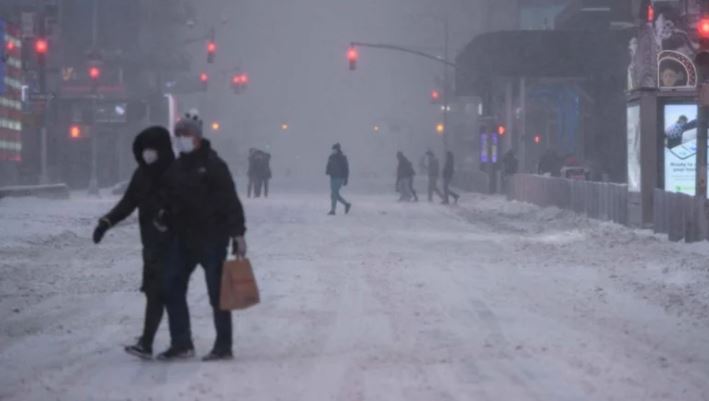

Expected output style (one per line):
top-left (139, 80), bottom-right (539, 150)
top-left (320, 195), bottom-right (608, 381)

top-left (502, 150), bottom-right (519, 177)
top-left (259, 152), bottom-right (272, 198)
top-left (425, 150), bottom-right (444, 202)
top-left (538, 148), bottom-right (562, 177)
top-left (442, 151), bottom-right (460, 204)
top-left (247, 148), bottom-right (257, 198)
top-left (396, 152), bottom-right (418, 202)
top-left (326, 143), bottom-right (351, 215)
top-left (158, 114), bottom-right (247, 362)
top-left (92, 126), bottom-right (175, 359)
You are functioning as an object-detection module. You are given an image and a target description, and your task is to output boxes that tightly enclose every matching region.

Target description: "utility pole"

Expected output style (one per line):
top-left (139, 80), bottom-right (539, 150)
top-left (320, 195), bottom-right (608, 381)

top-left (87, 0), bottom-right (99, 196)
top-left (36, 1), bottom-right (49, 185)
top-left (442, 17), bottom-right (450, 151)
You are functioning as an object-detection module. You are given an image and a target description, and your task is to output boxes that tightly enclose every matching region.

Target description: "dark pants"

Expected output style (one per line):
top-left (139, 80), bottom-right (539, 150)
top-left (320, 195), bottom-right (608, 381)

top-left (427, 176), bottom-right (444, 202)
top-left (247, 177), bottom-right (254, 198)
top-left (140, 247), bottom-right (166, 349)
top-left (443, 176), bottom-right (459, 203)
top-left (330, 177), bottom-right (349, 212)
top-left (163, 238), bottom-right (232, 351)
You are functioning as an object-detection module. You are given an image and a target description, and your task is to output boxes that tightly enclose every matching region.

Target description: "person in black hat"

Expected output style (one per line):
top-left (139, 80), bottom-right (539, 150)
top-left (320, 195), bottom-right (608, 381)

top-left (158, 113), bottom-right (247, 362)
top-left (92, 126), bottom-right (175, 359)
top-left (326, 143), bottom-right (351, 215)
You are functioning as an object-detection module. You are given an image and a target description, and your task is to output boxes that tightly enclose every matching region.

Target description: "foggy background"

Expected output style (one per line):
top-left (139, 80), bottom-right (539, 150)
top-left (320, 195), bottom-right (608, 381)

top-left (181, 0), bottom-right (485, 182)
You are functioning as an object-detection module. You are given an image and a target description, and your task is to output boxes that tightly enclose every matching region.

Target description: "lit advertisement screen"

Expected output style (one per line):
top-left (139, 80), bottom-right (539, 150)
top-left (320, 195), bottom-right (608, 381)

top-left (663, 103), bottom-right (707, 195)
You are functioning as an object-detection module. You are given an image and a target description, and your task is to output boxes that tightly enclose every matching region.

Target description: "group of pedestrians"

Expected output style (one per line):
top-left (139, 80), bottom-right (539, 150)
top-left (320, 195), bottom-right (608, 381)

top-left (93, 113), bottom-right (247, 362)
top-left (395, 150), bottom-right (459, 204)
top-left (247, 149), bottom-right (272, 198)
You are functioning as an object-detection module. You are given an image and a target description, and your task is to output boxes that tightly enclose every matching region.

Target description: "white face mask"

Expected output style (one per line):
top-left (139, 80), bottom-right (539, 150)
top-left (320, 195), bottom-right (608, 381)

top-left (177, 136), bottom-right (195, 154)
top-left (142, 149), bottom-right (158, 165)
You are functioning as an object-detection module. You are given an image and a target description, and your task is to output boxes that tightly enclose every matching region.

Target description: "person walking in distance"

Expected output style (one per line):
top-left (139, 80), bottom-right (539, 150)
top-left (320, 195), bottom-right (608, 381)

top-left (326, 143), bottom-right (351, 215)
top-left (159, 114), bottom-right (247, 362)
top-left (442, 151), bottom-right (460, 204)
top-left (396, 151), bottom-right (418, 202)
top-left (92, 126), bottom-right (175, 359)
top-left (425, 150), bottom-right (444, 202)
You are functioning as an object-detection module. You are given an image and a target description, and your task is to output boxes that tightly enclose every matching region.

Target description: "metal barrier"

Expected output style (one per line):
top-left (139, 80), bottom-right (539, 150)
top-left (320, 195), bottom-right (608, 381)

top-left (653, 189), bottom-right (709, 243)
top-left (0, 184), bottom-right (70, 200)
top-left (506, 174), bottom-right (628, 226)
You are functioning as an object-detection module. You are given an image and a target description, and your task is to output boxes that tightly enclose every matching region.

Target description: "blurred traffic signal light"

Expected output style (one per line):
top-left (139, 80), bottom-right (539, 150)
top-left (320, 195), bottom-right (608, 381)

top-left (6, 39), bottom-right (15, 52)
top-left (207, 41), bottom-right (216, 63)
top-left (436, 123), bottom-right (445, 136)
top-left (200, 72), bottom-right (209, 91)
top-left (211, 121), bottom-right (221, 132)
top-left (431, 90), bottom-right (441, 103)
top-left (533, 134), bottom-right (542, 144)
top-left (699, 18), bottom-right (709, 46)
top-left (69, 125), bottom-right (82, 139)
top-left (35, 38), bottom-right (48, 55)
top-left (646, 4), bottom-right (655, 23)
top-left (497, 125), bottom-right (506, 136)
top-left (89, 66), bottom-right (101, 80)
top-left (231, 73), bottom-right (248, 94)
top-left (347, 46), bottom-right (358, 71)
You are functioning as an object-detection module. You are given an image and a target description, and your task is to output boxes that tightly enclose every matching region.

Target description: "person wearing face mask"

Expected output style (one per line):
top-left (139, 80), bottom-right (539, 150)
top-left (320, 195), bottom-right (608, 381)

top-left (326, 143), bottom-right (351, 215)
top-left (91, 126), bottom-right (175, 359)
top-left (159, 114), bottom-right (247, 362)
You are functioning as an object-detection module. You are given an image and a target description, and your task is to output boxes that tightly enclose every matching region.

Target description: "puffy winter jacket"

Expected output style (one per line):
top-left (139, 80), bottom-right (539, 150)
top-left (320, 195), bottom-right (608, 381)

top-left (103, 126), bottom-right (175, 250)
top-left (326, 151), bottom-right (349, 180)
top-left (163, 139), bottom-right (246, 250)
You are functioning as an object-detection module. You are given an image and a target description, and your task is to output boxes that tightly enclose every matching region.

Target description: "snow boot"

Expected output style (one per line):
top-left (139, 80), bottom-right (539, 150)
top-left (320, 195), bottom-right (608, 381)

top-left (327, 210), bottom-right (336, 216)
top-left (125, 342), bottom-right (153, 360)
top-left (156, 346), bottom-right (195, 361)
top-left (202, 349), bottom-right (234, 362)
top-left (345, 203), bottom-right (352, 214)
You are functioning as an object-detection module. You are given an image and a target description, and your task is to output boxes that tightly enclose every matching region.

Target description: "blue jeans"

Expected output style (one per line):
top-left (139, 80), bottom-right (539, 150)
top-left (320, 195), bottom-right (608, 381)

top-left (330, 177), bottom-right (349, 212)
top-left (163, 238), bottom-right (232, 351)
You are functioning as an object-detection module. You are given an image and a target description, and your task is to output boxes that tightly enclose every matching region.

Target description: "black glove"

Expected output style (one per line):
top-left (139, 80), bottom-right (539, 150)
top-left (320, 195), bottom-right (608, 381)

top-left (93, 218), bottom-right (111, 244)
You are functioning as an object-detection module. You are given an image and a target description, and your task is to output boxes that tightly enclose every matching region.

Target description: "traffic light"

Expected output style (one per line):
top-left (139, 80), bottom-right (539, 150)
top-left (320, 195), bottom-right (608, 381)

top-left (89, 66), bottom-right (100, 80)
top-left (347, 46), bottom-right (358, 71)
top-left (200, 72), bottom-right (209, 91)
top-left (698, 17), bottom-right (709, 47)
top-left (533, 134), bottom-right (542, 144)
top-left (211, 121), bottom-right (221, 132)
top-left (231, 73), bottom-right (248, 94)
top-left (6, 39), bottom-right (14, 52)
top-left (281, 123), bottom-right (289, 131)
top-left (431, 90), bottom-right (441, 104)
top-left (497, 124), bottom-right (506, 136)
top-left (207, 41), bottom-right (216, 63)
top-left (35, 38), bottom-right (48, 56)
top-left (69, 125), bottom-right (82, 139)
top-left (436, 123), bottom-right (445, 136)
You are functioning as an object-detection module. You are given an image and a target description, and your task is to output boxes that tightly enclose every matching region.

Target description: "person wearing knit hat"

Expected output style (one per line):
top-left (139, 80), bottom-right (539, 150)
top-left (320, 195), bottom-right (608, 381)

top-left (158, 114), bottom-right (248, 361)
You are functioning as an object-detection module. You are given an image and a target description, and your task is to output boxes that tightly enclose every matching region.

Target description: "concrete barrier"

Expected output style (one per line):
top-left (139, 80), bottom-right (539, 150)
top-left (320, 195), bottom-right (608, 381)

top-left (0, 184), bottom-right (70, 200)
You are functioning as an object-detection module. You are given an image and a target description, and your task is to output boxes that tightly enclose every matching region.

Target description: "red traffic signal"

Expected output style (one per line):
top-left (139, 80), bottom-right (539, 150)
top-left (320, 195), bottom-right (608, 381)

top-left (533, 134), bottom-right (542, 144)
top-left (199, 72), bottom-right (209, 91)
top-left (497, 125), bottom-right (506, 136)
top-left (207, 41), bottom-right (216, 63)
top-left (88, 66), bottom-right (101, 80)
top-left (647, 4), bottom-right (655, 23)
top-left (699, 18), bottom-right (709, 39)
top-left (231, 73), bottom-right (248, 93)
top-left (6, 40), bottom-right (15, 52)
top-left (431, 90), bottom-right (441, 103)
top-left (347, 46), bottom-right (358, 71)
top-left (35, 38), bottom-right (48, 55)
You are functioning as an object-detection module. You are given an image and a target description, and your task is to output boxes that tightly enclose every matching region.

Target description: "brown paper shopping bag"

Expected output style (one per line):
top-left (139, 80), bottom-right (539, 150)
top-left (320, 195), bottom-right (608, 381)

top-left (220, 258), bottom-right (260, 310)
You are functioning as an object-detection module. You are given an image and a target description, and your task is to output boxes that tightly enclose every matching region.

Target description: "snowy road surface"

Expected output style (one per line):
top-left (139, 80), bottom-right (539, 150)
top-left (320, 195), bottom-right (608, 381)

top-left (1, 189), bottom-right (709, 401)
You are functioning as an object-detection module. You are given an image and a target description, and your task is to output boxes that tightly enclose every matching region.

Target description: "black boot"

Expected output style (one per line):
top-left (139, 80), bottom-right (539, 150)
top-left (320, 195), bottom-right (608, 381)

top-left (202, 348), bottom-right (234, 362)
top-left (156, 345), bottom-right (195, 361)
top-left (125, 341), bottom-right (153, 360)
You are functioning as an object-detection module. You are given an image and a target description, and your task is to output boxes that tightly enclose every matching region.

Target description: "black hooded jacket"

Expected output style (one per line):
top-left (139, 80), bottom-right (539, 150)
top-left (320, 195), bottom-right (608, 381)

top-left (163, 139), bottom-right (246, 249)
top-left (103, 126), bottom-right (175, 250)
top-left (396, 155), bottom-right (415, 180)
top-left (326, 150), bottom-right (349, 180)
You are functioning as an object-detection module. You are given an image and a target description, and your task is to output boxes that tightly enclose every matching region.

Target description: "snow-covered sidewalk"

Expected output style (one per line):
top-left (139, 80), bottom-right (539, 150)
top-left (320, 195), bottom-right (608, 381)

top-left (1, 190), bottom-right (708, 400)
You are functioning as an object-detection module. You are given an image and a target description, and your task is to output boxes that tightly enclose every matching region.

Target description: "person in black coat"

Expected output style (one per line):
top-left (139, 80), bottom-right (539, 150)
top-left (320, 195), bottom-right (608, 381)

top-left (396, 152), bottom-right (418, 202)
top-left (326, 143), bottom-right (351, 215)
top-left (159, 114), bottom-right (247, 362)
top-left (92, 126), bottom-right (175, 359)
top-left (425, 150), bottom-right (444, 202)
top-left (442, 151), bottom-right (460, 204)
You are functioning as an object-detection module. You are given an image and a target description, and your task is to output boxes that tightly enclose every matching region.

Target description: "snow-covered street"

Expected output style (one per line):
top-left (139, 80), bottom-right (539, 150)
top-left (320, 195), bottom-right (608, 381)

top-left (1, 189), bottom-right (709, 401)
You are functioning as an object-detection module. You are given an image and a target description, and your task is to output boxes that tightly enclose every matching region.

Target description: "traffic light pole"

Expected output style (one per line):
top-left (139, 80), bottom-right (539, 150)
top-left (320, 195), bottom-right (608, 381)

top-left (87, 0), bottom-right (99, 196)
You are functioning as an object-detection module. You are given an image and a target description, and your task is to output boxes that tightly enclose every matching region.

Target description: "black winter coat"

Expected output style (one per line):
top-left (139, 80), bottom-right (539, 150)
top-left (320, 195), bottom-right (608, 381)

top-left (443, 154), bottom-right (455, 180)
top-left (326, 151), bottom-right (349, 180)
top-left (164, 140), bottom-right (246, 250)
top-left (397, 157), bottom-right (415, 180)
top-left (103, 126), bottom-right (175, 251)
top-left (427, 156), bottom-right (440, 179)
